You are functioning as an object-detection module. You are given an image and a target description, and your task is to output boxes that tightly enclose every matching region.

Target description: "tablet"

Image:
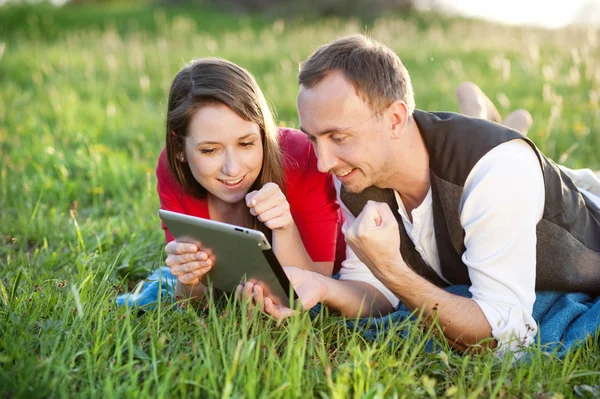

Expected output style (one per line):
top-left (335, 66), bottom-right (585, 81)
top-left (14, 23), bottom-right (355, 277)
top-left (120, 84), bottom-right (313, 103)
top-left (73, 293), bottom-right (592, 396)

top-left (158, 209), bottom-right (298, 305)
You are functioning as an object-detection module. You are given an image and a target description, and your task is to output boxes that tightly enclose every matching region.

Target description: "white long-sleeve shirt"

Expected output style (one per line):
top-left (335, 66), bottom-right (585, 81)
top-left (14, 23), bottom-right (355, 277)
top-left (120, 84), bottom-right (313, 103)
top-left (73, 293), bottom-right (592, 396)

top-left (337, 139), bottom-right (600, 352)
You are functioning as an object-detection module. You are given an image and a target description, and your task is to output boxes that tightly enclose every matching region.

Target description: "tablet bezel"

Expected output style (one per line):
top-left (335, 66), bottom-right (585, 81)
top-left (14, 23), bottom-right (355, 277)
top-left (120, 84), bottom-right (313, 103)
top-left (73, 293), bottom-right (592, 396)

top-left (158, 209), bottom-right (298, 305)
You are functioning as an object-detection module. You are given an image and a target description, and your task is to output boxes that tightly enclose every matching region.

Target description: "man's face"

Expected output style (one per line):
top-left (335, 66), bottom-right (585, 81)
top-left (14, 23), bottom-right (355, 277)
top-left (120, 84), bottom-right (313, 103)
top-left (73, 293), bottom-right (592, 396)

top-left (297, 71), bottom-right (392, 193)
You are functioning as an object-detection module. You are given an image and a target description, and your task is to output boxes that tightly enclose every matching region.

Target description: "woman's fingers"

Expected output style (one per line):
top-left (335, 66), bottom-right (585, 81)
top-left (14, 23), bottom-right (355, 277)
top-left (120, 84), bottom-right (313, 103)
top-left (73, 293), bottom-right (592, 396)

top-left (165, 241), bottom-right (198, 255)
top-left (253, 284), bottom-right (265, 312)
top-left (243, 282), bottom-right (255, 303)
top-left (245, 182), bottom-right (279, 207)
top-left (263, 214), bottom-right (293, 230)
top-left (171, 260), bottom-right (212, 277)
top-left (254, 202), bottom-right (293, 230)
top-left (245, 184), bottom-right (293, 231)
top-left (179, 272), bottom-right (200, 286)
top-left (234, 282), bottom-right (296, 319)
top-left (237, 282), bottom-right (266, 312)
top-left (236, 283), bottom-right (244, 299)
top-left (247, 183), bottom-right (287, 215)
top-left (264, 297), bottom-right (296, 319)
top-left (166, 251), bottom-right (209, 268)
top-left (263, 297), bottom-right (280, 318)
top-left (255, 202), bottom-right (289, 223)
top-left (250, 192), bottom-right (285, 216)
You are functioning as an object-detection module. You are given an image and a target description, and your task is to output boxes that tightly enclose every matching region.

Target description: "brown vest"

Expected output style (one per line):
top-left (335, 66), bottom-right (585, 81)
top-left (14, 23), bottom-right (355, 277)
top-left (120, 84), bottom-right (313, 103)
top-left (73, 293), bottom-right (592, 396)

top-left (340, 110), bottom-right (600, 294)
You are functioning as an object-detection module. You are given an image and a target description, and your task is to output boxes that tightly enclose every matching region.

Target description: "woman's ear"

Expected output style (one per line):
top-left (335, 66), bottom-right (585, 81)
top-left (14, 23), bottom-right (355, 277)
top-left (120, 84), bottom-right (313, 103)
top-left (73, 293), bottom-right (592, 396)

top-left (171, 130), bottom-right (186, 162)
top-left (388, 100), bottom-right (409, 139)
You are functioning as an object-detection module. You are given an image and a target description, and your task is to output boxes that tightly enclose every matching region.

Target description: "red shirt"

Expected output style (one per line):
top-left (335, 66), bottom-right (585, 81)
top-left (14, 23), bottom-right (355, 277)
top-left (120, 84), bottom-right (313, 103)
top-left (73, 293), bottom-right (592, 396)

top-left (156, 128), bottom-right (344, 267)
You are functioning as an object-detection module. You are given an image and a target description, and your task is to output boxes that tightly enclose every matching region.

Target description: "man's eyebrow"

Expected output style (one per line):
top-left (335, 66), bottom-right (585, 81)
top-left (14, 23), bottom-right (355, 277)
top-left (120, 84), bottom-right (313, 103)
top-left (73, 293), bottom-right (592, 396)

top-left (299, 126), bottom-right (346, 137)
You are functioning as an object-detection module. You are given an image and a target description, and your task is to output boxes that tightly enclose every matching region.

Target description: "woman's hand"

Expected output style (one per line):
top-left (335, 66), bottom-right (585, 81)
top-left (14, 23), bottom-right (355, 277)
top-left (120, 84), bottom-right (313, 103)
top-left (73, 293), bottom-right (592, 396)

top-left (246, 182), bottom-right (293, 231)
top-left (165, 240), bottom-right (213, 286)
top-left (236, 267), bottom-right (329, 319)
top-left (236, 281), bottom-right (268, 312)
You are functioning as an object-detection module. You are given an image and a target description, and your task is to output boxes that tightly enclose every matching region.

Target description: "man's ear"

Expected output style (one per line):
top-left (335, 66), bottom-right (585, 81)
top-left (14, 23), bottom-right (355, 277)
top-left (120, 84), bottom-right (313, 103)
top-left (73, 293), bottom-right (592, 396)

top-left (388, 100), bottom-right (409, 139)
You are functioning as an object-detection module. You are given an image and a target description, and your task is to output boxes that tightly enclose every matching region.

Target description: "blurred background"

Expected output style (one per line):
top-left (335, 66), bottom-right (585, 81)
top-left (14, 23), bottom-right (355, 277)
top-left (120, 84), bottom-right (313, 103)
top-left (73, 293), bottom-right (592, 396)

top-left (0, 0), bottom-right (599, 284)
top-left (438, 0), bottom-right (600, 29)
top-left (3, 0), bottom-right (600, 27)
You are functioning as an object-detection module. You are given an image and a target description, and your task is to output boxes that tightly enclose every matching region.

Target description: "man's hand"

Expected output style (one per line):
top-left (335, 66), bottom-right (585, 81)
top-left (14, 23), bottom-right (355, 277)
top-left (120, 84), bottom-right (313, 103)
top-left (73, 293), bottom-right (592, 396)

top-left (246, 182), bottom-right (293, 231)
top-left (346, 200), bottom-right (405, 282)
top-left (345, 203), bottom-right (495, 350)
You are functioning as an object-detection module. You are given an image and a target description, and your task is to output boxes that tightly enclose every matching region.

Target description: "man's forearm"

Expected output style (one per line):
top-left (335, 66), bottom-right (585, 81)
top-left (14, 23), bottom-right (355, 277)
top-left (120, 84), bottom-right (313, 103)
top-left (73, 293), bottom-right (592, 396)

top-left (320, 277), bottom-right (394, 317)
top-left (381, 267), bottom-right (494, 349)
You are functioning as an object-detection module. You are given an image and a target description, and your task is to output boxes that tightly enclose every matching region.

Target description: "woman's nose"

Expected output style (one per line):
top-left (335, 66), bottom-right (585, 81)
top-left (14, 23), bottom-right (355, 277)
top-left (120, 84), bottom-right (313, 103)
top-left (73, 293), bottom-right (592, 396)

top-left (222, 151), bottom-right (241, 176)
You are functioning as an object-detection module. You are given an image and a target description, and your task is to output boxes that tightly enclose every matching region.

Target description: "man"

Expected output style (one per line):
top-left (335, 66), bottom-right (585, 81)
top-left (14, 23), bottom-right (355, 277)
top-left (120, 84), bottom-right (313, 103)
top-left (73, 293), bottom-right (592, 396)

top-left (261, 34), bottom-right (600, 352)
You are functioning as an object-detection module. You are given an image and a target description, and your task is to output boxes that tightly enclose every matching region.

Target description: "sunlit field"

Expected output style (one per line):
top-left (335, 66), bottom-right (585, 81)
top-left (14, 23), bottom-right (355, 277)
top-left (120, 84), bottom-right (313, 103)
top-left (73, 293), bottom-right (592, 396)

top-left (1, 3), bottom-right (599, 398)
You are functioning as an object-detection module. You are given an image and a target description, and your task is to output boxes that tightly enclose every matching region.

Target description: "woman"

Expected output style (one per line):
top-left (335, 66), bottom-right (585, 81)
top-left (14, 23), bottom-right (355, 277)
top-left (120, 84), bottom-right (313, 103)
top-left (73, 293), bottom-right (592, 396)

top-left (157, 58), bottom-right (342, 301)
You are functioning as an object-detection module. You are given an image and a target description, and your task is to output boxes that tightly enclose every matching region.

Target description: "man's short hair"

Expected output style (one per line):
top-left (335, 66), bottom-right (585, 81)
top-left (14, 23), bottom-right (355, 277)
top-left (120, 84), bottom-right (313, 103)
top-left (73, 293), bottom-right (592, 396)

top-left (299, 34), bottom-right (415, 115)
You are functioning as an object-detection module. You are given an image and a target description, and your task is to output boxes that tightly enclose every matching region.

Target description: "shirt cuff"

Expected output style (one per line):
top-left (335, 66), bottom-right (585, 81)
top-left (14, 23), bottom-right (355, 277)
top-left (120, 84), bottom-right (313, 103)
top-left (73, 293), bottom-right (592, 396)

top-left (473, 298), bottom-right (537, 355)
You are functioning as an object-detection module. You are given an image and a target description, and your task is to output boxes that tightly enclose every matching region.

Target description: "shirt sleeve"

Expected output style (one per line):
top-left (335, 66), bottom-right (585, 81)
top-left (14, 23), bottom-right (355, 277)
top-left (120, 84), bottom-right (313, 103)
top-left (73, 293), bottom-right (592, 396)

top-left (460, 139), bottom-right (544, 353)
top-left (289, 144), bottom-right (341, 262)
top-left (156, 150), bottom-right (184, 243)
top-left (334, 178), bottom-right (400, 308)
top-left (557, 165), bottom-right (600, 199)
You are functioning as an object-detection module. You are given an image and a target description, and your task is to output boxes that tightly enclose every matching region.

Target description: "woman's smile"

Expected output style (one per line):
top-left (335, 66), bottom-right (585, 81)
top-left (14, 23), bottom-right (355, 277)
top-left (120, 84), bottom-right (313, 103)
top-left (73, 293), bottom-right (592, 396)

top-left (217, 174), bottom-right (247, 189)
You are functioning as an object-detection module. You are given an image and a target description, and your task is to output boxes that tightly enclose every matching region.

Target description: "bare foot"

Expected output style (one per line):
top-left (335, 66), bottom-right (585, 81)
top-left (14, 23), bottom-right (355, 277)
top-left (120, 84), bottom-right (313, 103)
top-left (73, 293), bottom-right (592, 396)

top-left (503, 109), bottom-right (533, 136)
top-left (456, 82), bottom-right (502, 123)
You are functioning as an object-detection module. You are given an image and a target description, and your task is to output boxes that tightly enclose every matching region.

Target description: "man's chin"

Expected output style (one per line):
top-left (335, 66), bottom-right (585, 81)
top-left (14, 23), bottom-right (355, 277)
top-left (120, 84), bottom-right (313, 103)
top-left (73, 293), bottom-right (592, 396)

top-left (341, 181), bottom-right (369, 194)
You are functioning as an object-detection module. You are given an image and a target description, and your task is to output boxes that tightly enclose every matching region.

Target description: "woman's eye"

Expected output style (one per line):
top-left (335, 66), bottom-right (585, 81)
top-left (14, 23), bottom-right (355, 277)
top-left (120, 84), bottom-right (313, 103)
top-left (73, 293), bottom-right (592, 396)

top-left (200, 148), bottom-right (216, 154)
top-left (239, 141), bottom-right (255, 148)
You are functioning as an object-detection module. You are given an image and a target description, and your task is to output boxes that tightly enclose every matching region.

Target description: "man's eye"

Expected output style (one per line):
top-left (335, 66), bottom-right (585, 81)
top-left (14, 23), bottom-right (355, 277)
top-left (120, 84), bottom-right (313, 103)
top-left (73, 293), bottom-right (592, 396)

top-left (239, 141), bottom-right (255, 148)
top-left (331, 135), bottom-right (346, 143)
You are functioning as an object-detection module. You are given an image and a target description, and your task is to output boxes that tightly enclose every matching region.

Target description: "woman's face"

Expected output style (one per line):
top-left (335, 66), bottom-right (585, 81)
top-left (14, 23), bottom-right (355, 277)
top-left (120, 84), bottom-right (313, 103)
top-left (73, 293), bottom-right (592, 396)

top-left (184, 103), bottom-right (264, 204)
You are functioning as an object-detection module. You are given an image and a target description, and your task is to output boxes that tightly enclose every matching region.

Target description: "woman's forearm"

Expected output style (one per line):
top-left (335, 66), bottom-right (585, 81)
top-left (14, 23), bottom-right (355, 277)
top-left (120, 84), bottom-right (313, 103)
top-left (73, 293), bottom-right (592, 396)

top-left (175, 280), bottom-right (209, 301)
top-left (271, 223), bottom-right (332, 275)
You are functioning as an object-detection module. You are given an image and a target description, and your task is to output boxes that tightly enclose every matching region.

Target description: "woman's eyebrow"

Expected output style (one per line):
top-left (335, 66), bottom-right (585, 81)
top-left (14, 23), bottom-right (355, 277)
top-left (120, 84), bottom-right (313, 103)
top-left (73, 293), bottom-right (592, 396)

top-left (237, 133), bottom-right (259, 140)
top-left (193, 132), bottom-right (259, 146)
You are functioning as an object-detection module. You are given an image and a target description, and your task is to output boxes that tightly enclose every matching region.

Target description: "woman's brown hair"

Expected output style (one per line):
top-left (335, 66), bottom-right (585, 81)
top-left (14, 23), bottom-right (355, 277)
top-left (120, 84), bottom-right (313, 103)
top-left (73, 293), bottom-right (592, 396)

top-left (165, 58), bottom-right (285, 237)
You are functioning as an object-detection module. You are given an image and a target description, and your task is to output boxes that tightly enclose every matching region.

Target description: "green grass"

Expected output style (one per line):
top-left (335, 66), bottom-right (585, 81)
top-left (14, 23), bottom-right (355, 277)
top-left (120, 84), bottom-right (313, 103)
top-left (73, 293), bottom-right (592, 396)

top-left (1, 3), bottom-right (600, 398)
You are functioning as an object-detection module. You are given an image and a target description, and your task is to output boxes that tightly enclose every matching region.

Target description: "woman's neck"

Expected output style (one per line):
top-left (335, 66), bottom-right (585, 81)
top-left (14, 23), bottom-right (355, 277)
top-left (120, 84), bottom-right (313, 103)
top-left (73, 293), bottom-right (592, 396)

top-left (207, 195), bottom-right (247, 226)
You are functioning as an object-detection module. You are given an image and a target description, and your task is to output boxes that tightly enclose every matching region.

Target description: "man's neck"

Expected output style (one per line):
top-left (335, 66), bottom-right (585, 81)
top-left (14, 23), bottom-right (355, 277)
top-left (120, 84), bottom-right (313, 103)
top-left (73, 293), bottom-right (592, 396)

top-left (387, 117), bottom-right (430, 215)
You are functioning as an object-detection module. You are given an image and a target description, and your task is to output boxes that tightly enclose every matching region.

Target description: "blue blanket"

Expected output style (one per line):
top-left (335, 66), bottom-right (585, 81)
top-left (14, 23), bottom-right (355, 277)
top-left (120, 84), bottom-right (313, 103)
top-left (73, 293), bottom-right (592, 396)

top-left (117, 267), bottom-right (600, 357)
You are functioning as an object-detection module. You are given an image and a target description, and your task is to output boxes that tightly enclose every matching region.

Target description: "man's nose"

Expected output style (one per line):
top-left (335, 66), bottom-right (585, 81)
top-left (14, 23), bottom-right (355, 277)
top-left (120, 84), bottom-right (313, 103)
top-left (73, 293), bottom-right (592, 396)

top-left (315, 142), bottom-right (337, 174)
